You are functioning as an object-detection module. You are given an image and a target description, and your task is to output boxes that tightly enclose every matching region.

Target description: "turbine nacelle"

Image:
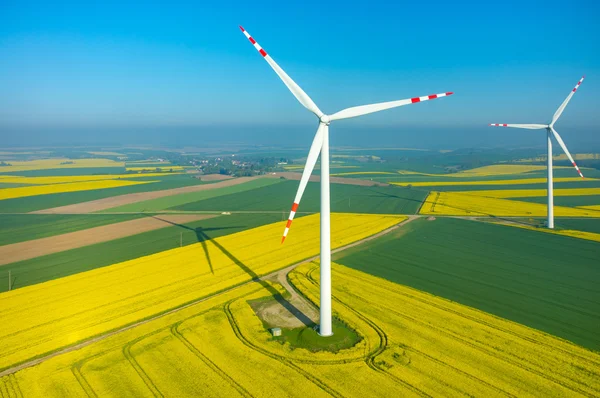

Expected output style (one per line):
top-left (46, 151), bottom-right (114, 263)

top-left (488, 76), bottom-right (585, 180)
top-left (241, 25), bottom-right (454, 338)
top-left (240, 25), bottom-right (453, 242)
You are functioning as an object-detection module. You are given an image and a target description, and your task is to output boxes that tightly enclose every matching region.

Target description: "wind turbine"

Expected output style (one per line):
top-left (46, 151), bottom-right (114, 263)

top-left (240, 26), bottom-right (453, 336)
top-left (490, 76), bottom-right (585, 229)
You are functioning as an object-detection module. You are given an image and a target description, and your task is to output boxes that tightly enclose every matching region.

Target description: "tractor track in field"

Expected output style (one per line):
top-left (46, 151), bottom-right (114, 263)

top-left (0, 216), bottom-right (416, 378)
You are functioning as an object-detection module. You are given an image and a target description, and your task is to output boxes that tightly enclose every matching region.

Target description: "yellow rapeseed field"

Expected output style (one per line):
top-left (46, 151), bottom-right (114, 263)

top-left (4, 253), bottom-right (597, 396)
top-left (0, 158), bottom-right (124, 172)
top-left (0, 179), bottom-right (157, 201)
top-left (0, 213), bottom-right (402, 370)
top-left (391, 177), bottom-right (592, 187)
top-left (419, 191), bottom-right (600, 217)
top-left (286, 262), bottom-right (600, 397)
top-left (0, 173), bottom-right (182, 186)
top-left (456, 187), bottom-right (600, 198)
top-left (395, 165), bottom-right (576, 179)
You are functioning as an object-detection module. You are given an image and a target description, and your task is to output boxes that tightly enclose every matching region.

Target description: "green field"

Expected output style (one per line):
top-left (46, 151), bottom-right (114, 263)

top-left (0, 167), bottom-right (126, 176)
top-left (0, 174), bottom-right (207, 213)
top-left (172, 180), bottom-right (427, 214)
top-left (0, 183), bottom-right (29, 188)
top-left (333, 217), bottom-right (600, 350)
top-left (553, 218), bottom-right (600, 234)
top-left (0, 213), bottom-right (282, 292)
top-left (0, 214), bottom-right (144, 245)
top-left (103, 178), bottom-right (283, 212)
top-left (514, 195), bottom-right (600, 207)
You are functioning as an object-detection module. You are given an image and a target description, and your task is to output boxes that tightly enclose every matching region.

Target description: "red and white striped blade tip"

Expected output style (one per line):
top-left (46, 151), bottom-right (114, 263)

top-left (238, 26), bottom-right (267, 57)
top-left (281, 236), bottom-right (286, 244)
top-left (572, 162), bottom-right (585, 178)
top-left (407, 92), bottom-right (453, 104)
top-left (489, 124), bottom-right (508, 127)
top-left (573, 76), bottom-right (585, 92)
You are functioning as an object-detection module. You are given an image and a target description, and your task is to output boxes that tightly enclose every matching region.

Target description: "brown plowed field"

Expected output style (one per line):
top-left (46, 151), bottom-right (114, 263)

top-left (32, 176), bottom-right (260, 214)
top-left (0, 214), bottom-right (215, 266)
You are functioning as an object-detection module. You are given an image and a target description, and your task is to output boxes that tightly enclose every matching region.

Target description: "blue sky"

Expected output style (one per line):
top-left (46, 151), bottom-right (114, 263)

top-left (0, 0), bottom-right (599, 148)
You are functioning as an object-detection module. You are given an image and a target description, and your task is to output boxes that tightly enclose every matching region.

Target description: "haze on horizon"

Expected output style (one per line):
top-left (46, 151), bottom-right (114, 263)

top-left (1, 0), bottom-right (599, 150)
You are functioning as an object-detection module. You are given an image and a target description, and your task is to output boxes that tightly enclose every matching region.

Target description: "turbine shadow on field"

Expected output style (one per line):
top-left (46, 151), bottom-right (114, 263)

top-left (140, 214), bottom-right (238, 275)
top-left (197, 231), bottom-right (315, 327)
top-left (144, 215), bottom-right (314, 326)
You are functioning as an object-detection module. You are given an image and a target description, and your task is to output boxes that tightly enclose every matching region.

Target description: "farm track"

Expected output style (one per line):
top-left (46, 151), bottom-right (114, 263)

top-left (171, 322), bottom-right (252, 398)
top-left (72, 307), bottom-right (253, 398)
top-left (0, 217), bottom-right (413, 378)
top-left (122, 333), bottom-right (163, 397)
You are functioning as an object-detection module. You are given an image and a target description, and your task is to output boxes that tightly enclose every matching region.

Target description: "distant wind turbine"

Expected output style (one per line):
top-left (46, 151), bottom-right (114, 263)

top-left (490, 77), bottom-right (585, 229)
top-left (240, 26), bottom-right (453, 336)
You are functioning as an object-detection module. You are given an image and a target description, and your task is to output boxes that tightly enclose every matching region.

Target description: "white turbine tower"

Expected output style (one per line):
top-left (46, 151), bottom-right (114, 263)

top-left (240, 26), bottom-right (453, 336)
top-left (490, 76), bottom-right (585, 229)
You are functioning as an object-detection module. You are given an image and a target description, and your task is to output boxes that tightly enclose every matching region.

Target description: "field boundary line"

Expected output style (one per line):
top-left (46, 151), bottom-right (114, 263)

top-left (171, 321), bottom-right (253, 398)
top-left (415, 190), bottom-right (430, 215)
top-left (122, 333), bottom-right (163, 397)
top-left (71, 360), bottom-right (98, 398)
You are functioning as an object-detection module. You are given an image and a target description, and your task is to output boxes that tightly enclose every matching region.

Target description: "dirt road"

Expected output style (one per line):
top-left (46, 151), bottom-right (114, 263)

top-left (0, 214), bottom-right (215, 266)
top-left (0, 216), bottom-right (416, 377)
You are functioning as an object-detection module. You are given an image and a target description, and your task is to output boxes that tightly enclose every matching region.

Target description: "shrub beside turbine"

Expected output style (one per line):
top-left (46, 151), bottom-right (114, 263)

top-left (240, 26), bottom-right (453, 336)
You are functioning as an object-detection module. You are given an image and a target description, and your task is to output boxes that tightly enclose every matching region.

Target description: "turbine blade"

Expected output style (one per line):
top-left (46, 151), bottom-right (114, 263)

top-left (282, 123), bottom-right (326, 243)
top-left (239, 26), bottom-right (323, 117)
top-left (552, 76), bottom-right (585, 125)
top-left (489, 123), bottom-right (548, 129)
top-left (329, 92), bottom-right (453, 121)
top-left (550, 127), bottom-right (584, 178)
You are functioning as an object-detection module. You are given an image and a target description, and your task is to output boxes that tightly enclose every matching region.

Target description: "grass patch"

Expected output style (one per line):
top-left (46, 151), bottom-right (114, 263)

top-left (173, 180), bottom-right (427, 215)
top-left (0, 214), bottom-right (144, 245)
top-left (104, 177), bottom-right (282, 212)
top-left (274, 318), bottom-right (362, 353)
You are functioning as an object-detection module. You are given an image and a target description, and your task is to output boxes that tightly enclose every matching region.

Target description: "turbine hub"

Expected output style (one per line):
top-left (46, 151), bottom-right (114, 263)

top-left (320, 114), bottom-right (331, 125)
